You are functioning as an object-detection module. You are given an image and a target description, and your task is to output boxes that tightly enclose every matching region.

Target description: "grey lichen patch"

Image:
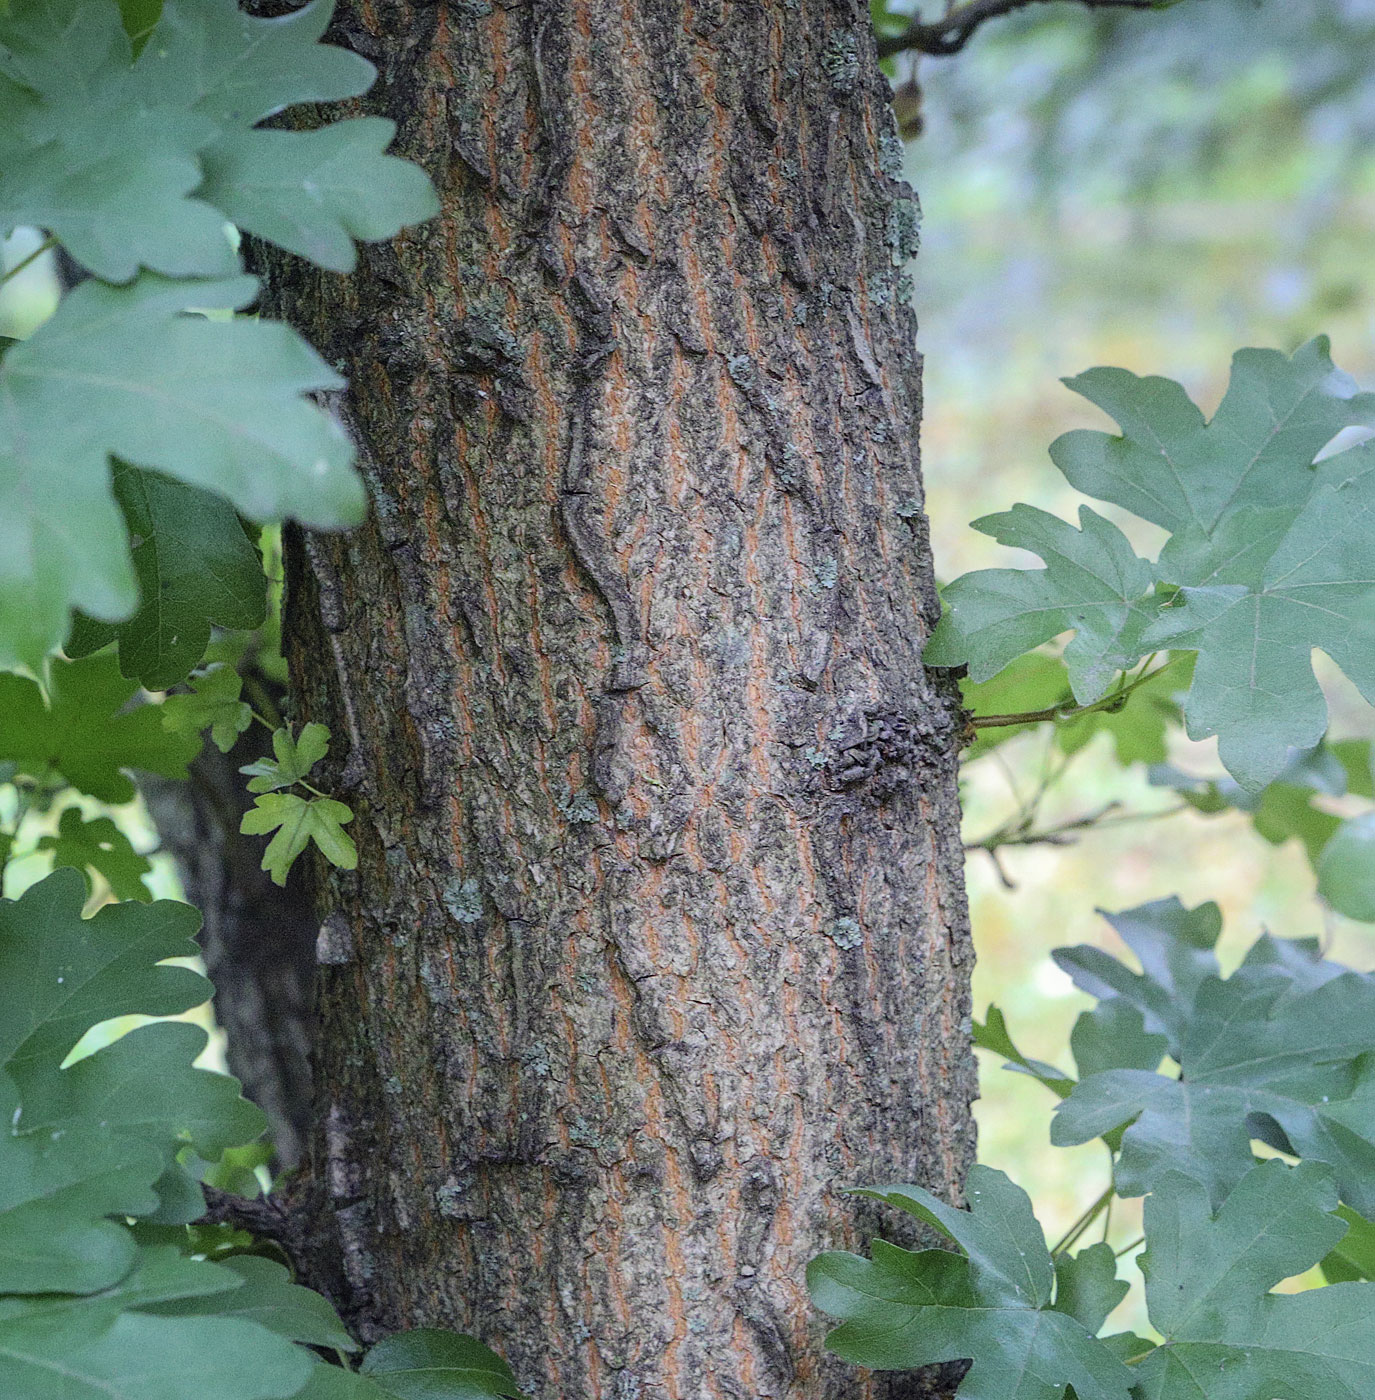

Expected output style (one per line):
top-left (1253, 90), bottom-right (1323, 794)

top-left (895, 498), bottom-right (924, 520)
top-left (827, 916), bottom-right (863, 950)
top-left (823, 30), bottom-right (860, 92)
top-left (719, 630), bottom-right (751, 668)
top-left (558, 783), bottom-right (599, 824)
top-left (879, 130), bottom-right (906, 178)
top-left (436, 1177), bottom-right (468, 1219)
top-left (812, 556), bottom-right (838, 592)
top-left (443, 876), bottom-right (484, 924)
top-left (726, 353), bottom-right (756, 390)
top-left (887, 194), bottom-right (922, 263)
top-left (804, 746), bottom-right (828, 768)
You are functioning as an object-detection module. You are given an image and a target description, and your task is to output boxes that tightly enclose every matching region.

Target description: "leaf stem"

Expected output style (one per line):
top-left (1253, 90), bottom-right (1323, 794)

top-left (969, 657), bottom-right (1181, 732)
top-left (1115, 1235), bottom-right (1145, 1258)
top-left (242, 672), bottom-right (285, 731)
top-left (1050, 1186), bottom-right (1115, 1257)
top-left (0, 234), bottom-right (57, 286)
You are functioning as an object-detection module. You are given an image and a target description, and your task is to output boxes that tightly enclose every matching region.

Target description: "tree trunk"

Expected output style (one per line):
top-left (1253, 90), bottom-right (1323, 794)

top-left (140, 664), bottom-right (316, 1169)
top-left (263, 3), bottom-right (976, 1396)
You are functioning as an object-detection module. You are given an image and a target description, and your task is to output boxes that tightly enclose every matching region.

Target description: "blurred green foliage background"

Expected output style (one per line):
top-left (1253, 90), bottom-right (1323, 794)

top-left (899, 0), bottom-right (1375, 1321)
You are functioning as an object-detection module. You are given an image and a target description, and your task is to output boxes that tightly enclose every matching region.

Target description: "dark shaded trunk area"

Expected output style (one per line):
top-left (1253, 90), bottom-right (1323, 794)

top-left (261, 3), bottom-right (977, 1396)
top-left (142, 665), bottom-right (316, 1169)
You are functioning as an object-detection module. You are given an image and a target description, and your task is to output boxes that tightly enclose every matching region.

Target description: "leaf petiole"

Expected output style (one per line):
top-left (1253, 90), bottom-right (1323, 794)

top-left (970, 656), bottom-right (1181, 731)
top-left (0, 234), bottom-right (56, 286)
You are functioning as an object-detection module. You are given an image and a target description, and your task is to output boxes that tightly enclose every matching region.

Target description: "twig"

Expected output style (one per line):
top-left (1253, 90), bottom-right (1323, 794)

top-left (200, 1184), bottom-right (309, 1270)
top-left (970, 657), bottom-right (1180, 732)
top-left (966, 800), bottom-right (1189, 855)
top-left (0, 234), bottom-right (57, 286)
top-left (1050, 1184), bottom-right (1115, 1256)
top-left (877, 0), bottom-right (1163, 58)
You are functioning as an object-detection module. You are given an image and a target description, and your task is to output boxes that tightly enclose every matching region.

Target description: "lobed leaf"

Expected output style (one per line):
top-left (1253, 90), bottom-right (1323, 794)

top-left (1134, 1161), bottom-right (1375, 1399)
top-left (239, 722), bottom-right (330, 793)
top-left (0, 651), bottom-right (200, 804)
top-left (37, 805), bottom-right (154, 901)
top-left (0, 273), bottom-right (361, 671)
top-left (161, 662), bottom-right (254, 754)
top-left (928, 339), bottom-right (1375, 790)
top-left (241, 791), bottom-right (356, 886)
top-left (1053, 900), bottom-right (1375, 1210)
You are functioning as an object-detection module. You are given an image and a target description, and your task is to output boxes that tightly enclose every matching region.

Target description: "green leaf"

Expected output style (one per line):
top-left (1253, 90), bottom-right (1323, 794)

top-left (1318, 813), bottom-right (1375, 921)
top-left (0, 867), bottom-right (207, 1072)
top-left (139, 0), bottom-right (375, 128)
top-left (0, 1305), bottom-right (314, 1400)
top-left (928, 339), bottom-right (1375, 791)
top-left (0, 0), bottom-right (234, 282)
top-left (162, 663), bottom-right (254, 754)
top-left (1050, 1243), bottom-right (1129, 1336)
top-left (0, 1242), bottom-right (316, 1399)
top-left (1134, 1161), bottom-right (1375, 1399)
top-left (0, 871), bottom-right (204, 1290)
top-left (295, 1366), bottom-right (393, 1400)
top-left (973, 1006), bottom-right (1075, 1097)
top-left (808, 1167), bottom-right (1133, 1398)
top-left (0, 272), bottom-right (361, 671)
top-left (1053, 902), bottom-right (1375, 1211)
top-left (116, 0), bottom-right (162, 50)
top-left (198, 118), bottom-right (439, 274)
top-left (0, 870), bottom-right (265, 1270)
top-left (0, 652), bottom-right (199, 803)
top-left (18, 1020), bottom-right (267, 1180)
top-left (241, 792), bottom-right (356, 886)
top-left (0, 0), bottom-right (387, 283)
top-left (925, 504), bottom-right (1156, 705)
top-left (1068, 998), bottom-right (1167, 1080)
top-left (36, 805), bottom-right (154, 901)
top-left (361, 1328), bottom-right (525, 1400)
top-left (148, 1255), bottom-right (356, 1352)
top-left (67, 465), bottom-right (266, 690)
top-left (1050, 339), bottom-right (1375, 536)
top-left (239, 723), bottom-right (330, 793)
top-left (1320, 1203), bottom-right (1375, 1284)
top-left (0, 1071), bottom-right (161, 1293)
top-left (1051, 897), bottom-right (1223, 1054)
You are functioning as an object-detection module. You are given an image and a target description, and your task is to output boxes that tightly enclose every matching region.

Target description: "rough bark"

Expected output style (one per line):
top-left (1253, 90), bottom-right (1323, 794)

top-left (263, 3), bottom-right (977, 1397)
top-left (140, 666), bottom-right (316, 1169)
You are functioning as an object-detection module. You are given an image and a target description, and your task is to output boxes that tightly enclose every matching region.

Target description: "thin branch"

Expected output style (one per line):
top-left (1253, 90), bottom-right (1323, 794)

top-left (1050, 1185), bottom-right (1115, 1257)
top-left (877, 0), bottom-right (1163, 58)
top-left (970, 657), bottom-right (1180, 732)
top-left (0, 234), bottom-right (57, 286)
top-left (965, 800), bottom-right (1189, 856)
top-left (200, 1184), bottom-right (309, 1270)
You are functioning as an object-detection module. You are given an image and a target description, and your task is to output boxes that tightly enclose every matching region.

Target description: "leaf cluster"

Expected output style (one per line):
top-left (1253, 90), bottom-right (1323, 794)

top-left (0, 0), bottom-right (437, 673)
top-left (928, 338), bottom-right (1375, 792)
top-left (813, 899), bottom-right (1375, 1397)
top-left (0, 870), bottom-right (519, 1400)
